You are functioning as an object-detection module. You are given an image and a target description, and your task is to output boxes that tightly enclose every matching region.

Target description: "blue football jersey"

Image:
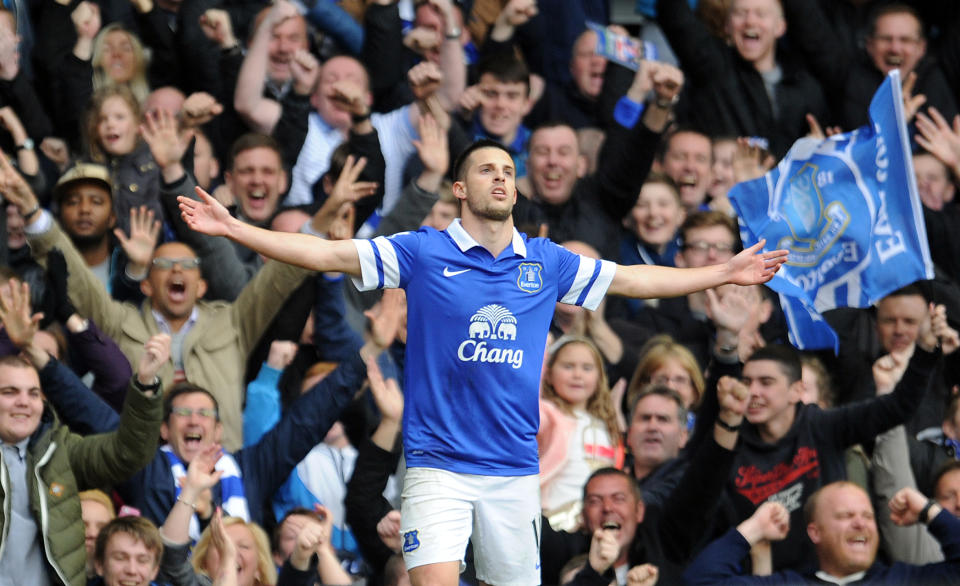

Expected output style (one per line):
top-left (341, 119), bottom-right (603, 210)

top-left (353, 220), bottom-right (615, 475)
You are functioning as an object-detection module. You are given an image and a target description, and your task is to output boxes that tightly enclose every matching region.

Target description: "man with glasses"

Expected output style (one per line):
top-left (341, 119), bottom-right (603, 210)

top-left (175, 135), bottom-right (789, 586)
top-left (781, 0), bottom-right (957, 130)
top-left (32, 295), bottom-right (401, 532)
top-left (626, 210), bottom-right (771, 367)
top-left (859, 3), bottom-right (956, 127)
top-left (3, 157), bottom-right (310, 451)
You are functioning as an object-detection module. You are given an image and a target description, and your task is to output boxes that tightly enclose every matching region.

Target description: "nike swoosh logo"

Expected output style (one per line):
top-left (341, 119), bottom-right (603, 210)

top-left (443, 267), bottom-right (471, 277)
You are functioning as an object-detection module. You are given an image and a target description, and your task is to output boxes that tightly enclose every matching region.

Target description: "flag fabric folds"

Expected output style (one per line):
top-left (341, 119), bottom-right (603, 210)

top-left (729, 70), bottom-right (934, 351)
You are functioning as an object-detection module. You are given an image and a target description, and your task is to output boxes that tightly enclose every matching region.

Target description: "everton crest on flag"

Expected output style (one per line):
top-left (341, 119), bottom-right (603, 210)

top-left (729, 70), bottom-right (934, 351)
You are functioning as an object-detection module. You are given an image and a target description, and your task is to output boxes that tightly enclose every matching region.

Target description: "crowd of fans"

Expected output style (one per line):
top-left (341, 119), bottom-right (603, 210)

top-left (2, 0), bottom-right (960, 584)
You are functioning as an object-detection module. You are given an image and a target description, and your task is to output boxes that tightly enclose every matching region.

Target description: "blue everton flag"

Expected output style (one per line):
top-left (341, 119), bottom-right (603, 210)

top-left (729, 70), bottom-right (934, 351)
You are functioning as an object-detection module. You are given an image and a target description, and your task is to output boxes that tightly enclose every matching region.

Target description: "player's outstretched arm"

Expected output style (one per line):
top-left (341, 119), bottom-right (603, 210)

top-left (608, 239), bottom-right (788, 299)
top-left (178, 186), bottom-right (362, 276)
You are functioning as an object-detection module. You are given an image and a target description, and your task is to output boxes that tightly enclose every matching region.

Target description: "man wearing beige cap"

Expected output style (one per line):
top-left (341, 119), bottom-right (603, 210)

top-left (2, 155), bottom-right (309, 451)
top-left (53, 163), bottom-right (118, 293)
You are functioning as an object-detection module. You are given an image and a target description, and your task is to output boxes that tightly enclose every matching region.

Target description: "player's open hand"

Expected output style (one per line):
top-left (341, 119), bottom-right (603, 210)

top-left (725, 239), bottom-right (788, 286)
top-left (180, 187), bottom-right (235, 237)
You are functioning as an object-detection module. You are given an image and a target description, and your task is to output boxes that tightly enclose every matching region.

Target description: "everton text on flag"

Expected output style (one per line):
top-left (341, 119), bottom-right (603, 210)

top-left (728, 70), bottom-right (934, 351)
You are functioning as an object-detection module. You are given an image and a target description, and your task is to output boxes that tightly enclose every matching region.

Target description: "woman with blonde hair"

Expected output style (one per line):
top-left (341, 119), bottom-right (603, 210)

top-left (627, 335), bottom-right (705, 425)
top-left (56, 6), bottom-right (151, 148)
top-left (159, 444), bottom-right (278, 586)
top-left (159, 443), bottom-right (352, 586)
top-left (90, 24), bottom-right (150, 102)
top-left (192, 515), bottom-right (278, 586)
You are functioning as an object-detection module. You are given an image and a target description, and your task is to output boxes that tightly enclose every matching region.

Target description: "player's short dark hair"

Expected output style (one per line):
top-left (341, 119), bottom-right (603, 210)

top-left (452, 139), bottom-right (512, 182)
top-left (745, 344), bottom-right (802, 384)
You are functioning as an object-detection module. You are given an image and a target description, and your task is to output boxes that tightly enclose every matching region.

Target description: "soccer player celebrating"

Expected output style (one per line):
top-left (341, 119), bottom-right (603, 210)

top-left (178, 144), bottom-right (787, 586)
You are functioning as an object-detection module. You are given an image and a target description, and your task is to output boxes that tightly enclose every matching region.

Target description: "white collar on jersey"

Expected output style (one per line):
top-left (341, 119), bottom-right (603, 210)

top-left (446, 218), bottom-right (527, 257)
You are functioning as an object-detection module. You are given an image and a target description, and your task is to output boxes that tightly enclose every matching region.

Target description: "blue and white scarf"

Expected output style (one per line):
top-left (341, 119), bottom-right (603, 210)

top-left (160, 445), bottom-right (250, 540)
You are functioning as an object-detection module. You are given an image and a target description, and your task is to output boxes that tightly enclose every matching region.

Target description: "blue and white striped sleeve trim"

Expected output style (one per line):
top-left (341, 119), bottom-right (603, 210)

top-left (351, 237), bottom-right (401, 291)
top-left (559, 257), bottom-right (616, 310)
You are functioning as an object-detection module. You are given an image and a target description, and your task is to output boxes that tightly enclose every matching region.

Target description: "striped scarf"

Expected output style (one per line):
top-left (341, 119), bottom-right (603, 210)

top-left (160, 445), bottom-right (250, 540)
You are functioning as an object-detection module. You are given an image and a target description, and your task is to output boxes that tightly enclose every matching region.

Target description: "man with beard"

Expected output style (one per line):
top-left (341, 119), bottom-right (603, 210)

top-left (178, 137), bottom-right (787, 585)
top-left (54, 164), bottom-right (117, 288)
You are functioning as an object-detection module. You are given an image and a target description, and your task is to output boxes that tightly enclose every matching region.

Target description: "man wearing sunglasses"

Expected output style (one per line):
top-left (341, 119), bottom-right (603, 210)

top-left (4, 158), bottom-right (310, 452)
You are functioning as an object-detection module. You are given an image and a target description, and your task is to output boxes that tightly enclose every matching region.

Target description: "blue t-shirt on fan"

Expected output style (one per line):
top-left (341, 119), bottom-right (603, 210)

top-left (352, 219), bottom-right (615, 476)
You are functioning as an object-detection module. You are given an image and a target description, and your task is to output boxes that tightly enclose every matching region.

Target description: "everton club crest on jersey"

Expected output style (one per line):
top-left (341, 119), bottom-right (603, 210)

top-left (517, 262), bottom-right (543, 293)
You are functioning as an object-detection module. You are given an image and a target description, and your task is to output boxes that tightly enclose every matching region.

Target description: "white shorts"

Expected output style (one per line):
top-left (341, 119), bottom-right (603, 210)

top-left (399, 468), bottom-right (541, 586)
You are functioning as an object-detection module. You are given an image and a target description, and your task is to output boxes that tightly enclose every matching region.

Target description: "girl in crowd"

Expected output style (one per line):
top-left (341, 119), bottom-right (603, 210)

top-left (618, 173), bottom-right (686, 318)
top-left (538, 335), bottom-right (624, 531)
top-left (621, 172), bottom-right (686, 269)
top-left (58, 12), bottom-right (150, 147)
top-left (85, 85), bottom-right (164, 232)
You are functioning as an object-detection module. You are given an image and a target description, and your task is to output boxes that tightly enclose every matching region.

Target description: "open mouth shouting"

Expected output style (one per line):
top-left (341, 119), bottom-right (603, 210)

top-left (678, 173), bottom-right (698, 189)
top-left (167, 278), bottom-right (187, 304)
top-left (246, 189), bottom-right (268, 207)
top-left (184, 431), bottom-right (203, 448)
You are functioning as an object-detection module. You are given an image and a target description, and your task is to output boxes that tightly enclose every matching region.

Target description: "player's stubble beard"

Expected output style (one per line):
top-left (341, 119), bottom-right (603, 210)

top-left (465, 195), bottom-right (512, 222)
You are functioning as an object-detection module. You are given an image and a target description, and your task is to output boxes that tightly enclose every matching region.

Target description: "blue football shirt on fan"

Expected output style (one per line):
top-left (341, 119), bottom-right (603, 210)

top-left (352, 219), bottom-right (615, 476)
